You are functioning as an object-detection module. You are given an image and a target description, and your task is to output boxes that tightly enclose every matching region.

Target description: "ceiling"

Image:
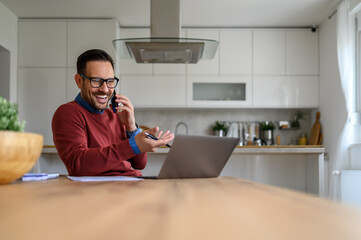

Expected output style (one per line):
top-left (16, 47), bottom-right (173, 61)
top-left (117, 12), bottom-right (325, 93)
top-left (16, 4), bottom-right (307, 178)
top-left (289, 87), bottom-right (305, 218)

top-left (0, 0), bottom-right (340, 27)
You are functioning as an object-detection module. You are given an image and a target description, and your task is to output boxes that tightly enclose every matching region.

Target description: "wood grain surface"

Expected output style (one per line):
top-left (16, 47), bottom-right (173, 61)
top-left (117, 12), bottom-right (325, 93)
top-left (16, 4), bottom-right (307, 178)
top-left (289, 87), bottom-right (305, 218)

top-left (309, 111), bottom-right (321, 145)
top-left (1, 176), bottom-right (361, 240)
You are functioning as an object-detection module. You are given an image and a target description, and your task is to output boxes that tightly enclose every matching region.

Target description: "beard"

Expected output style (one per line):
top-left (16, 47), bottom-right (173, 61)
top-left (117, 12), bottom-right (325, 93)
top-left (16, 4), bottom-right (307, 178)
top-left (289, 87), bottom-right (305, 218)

top-left (80, 88), bottom-right (113, 111)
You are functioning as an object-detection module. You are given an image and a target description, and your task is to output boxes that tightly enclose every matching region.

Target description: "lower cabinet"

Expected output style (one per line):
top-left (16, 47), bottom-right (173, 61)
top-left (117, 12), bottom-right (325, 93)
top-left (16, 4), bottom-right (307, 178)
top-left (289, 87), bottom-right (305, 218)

top-left (18, 68), bottom-right (67, 145)
top-left (253, 76), bottom-right (319, 108)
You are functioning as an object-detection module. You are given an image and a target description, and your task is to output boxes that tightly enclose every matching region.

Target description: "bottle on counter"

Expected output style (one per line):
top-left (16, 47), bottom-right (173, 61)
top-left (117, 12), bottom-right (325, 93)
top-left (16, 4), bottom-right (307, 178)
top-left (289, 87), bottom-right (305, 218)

top-left (299, 134), bottom-right (307, 145)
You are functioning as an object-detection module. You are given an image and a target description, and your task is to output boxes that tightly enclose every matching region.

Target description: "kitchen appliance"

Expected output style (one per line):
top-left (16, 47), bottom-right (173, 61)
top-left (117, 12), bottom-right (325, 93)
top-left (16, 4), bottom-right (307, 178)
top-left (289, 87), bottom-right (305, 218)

top-left (113, 0), bottom-right (218, 64)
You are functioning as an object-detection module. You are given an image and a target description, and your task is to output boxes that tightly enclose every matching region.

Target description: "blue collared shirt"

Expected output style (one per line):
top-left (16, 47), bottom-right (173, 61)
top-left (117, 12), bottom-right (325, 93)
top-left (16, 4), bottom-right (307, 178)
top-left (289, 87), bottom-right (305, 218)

top-left (75, 93), bottom-right (104, 114)
top-left (74, 93), bottom-right (141, 154)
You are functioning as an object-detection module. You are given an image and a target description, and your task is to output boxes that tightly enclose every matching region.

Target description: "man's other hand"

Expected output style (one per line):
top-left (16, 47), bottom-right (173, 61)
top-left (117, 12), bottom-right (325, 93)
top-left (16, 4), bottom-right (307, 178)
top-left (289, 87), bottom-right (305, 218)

top-left (135, 127), bottom-right (174, 153)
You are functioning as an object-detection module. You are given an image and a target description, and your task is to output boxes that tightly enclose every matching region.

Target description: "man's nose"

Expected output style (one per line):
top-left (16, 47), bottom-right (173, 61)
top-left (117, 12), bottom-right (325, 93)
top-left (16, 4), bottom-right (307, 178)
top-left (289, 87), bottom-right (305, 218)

top-left (98, 81), bottom-right (109, 92)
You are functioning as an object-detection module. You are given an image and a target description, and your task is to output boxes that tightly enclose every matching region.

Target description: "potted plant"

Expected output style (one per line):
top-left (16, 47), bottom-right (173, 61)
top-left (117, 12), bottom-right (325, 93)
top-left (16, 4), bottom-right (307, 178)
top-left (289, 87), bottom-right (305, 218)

top-left (212, 121), bottom-right (228, 137)
top-left (0, 96), bottom-right (43, 184)
top-left (260, 121), bottom-right (275, 145)
top-left (290, 111), bottom-right (305, 128)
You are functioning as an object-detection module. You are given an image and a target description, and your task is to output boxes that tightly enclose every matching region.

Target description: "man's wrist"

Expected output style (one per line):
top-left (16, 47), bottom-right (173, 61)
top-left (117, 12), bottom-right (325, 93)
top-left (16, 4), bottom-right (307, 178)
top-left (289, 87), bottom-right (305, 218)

top-left (126, 123), bottom-right (139, 137)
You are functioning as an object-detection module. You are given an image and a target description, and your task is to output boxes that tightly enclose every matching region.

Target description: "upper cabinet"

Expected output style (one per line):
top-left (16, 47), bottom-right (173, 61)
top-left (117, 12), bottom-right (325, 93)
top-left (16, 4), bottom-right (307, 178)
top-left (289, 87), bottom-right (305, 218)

top-left (121, 76), bottom-right (186, 107)
top-left (219, 30), bottom-right (252, 75)
top-left (253, 29), bottom-right (319, 76)
top-left (253, 76), bottom-right (319, 108)
top-left (19, 21), bottom-right (67, 67)
top-left (116, 27), bottom-right (319, 109)
top-left (253, 30), bottom-right (286, 75)
top-left (18, 19), bottom-right (118, 144)
top-left (67, 20), bottom-right (118, 68)
top-left (186, 29), bottom-right (220, 75)
top-left (286, 30), bottom-right (319, 75)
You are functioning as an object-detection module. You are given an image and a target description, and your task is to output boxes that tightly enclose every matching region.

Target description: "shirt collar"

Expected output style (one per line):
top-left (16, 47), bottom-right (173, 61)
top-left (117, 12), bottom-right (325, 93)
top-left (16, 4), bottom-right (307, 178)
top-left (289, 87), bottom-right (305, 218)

top-left (75, 93), bottom-right (105, 114)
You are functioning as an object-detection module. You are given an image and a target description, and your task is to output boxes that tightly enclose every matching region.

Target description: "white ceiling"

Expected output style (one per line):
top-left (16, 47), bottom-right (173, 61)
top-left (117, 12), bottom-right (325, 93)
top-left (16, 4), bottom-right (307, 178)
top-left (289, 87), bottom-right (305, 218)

top-left (0, 0), bottom-right (340, 27)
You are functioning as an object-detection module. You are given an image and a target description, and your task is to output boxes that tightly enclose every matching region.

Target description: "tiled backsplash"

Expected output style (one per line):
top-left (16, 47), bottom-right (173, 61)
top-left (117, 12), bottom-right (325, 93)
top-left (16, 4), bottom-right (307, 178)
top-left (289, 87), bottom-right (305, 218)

top-left (134, 108), bottom-right (313, 145)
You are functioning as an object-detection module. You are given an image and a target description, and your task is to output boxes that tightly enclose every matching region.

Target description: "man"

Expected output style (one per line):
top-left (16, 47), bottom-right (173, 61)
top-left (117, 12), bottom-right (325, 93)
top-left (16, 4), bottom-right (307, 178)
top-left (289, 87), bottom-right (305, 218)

top-left (52, 49), bottom-right (173, 176)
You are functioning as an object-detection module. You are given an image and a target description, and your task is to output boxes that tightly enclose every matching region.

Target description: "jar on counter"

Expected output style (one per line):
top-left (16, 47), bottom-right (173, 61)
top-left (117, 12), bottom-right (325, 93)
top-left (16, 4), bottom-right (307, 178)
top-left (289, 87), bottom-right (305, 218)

top-left (299, 134), bottom-right (307, 145)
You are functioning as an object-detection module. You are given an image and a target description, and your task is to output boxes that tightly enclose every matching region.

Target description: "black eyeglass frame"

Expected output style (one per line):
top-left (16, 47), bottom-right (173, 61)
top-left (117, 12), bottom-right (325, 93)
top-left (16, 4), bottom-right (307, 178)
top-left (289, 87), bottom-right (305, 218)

top-left (80, 74), bottom-right (119, 89)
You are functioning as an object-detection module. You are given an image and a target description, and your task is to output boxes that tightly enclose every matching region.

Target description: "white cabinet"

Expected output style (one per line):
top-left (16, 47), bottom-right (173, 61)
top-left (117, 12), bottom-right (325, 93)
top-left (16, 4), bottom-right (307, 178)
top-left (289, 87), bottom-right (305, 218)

top-left (66, 68), bottom-right (79, 102)
top-left (186, 29), bottom-right (219, 75)
top-left (120, 76), bottom-right (186, 107)
top-left (18, 19), bottom-right (118, 145)
top-left (187, 76), bottom-right (252, 108)
top-left (286, 30), bottom-right (319, 75)
top-left (117, 28), bottom-right (153, 75)
top-left (18, 68), bottom-right (67, 145)
top-left (67, 20), bottom-right (118, 68)
top-left (18, 21), bottom-right (67, 67)
top-left (253, 30), bottom-right (286, 75)
top-left (253, 76), bottom-right (319, 108)
top-left (219, 30), bottom-right (252, 75)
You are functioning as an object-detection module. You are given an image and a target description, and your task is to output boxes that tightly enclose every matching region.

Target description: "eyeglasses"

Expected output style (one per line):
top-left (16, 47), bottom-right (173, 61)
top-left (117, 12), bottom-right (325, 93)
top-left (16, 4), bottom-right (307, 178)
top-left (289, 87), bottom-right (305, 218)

top-left (80, 74), bottom-right (119, 89)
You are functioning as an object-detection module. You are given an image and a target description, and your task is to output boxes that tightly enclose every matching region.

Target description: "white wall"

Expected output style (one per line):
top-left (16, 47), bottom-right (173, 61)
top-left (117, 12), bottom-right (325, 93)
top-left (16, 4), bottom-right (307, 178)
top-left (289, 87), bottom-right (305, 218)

top-left (319, 14), bottom-right (347, 196)
top-left (0, 2), bottom-right (17, 102)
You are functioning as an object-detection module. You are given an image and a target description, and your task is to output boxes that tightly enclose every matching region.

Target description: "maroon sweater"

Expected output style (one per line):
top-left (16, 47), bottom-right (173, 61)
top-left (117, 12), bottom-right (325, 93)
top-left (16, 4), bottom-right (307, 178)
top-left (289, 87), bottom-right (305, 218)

top-left (52, 101), bottom-right (147, 176)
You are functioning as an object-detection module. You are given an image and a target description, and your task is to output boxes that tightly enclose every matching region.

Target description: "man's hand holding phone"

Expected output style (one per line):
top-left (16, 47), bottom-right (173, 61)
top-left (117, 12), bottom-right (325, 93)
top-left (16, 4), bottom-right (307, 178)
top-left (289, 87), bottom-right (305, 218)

top-left (111, 92), bottom-right (137, 131)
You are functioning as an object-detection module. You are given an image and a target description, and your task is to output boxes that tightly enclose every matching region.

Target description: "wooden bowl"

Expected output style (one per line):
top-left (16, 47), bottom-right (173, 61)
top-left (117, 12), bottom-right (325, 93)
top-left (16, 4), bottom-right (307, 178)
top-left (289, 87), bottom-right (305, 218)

top-left (0, 131), bottom-right (43, 184)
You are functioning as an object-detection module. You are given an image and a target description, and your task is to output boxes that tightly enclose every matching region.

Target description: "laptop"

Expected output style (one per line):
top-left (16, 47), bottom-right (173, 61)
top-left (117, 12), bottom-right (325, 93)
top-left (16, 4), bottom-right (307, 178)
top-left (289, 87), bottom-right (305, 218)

top-left (141, 135), bottom-right (239, 179)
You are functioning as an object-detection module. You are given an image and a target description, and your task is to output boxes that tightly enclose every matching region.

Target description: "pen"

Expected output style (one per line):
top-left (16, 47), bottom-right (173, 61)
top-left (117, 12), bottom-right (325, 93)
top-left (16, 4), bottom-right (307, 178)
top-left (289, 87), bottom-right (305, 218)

top-left (144, 132), bottom-right (172, 148)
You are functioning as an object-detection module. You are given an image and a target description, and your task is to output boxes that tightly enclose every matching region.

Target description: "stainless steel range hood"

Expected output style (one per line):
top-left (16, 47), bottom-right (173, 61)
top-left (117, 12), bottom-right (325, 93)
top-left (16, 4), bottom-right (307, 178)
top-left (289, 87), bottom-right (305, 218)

top-left (113, 0), bottom-right (218, 64)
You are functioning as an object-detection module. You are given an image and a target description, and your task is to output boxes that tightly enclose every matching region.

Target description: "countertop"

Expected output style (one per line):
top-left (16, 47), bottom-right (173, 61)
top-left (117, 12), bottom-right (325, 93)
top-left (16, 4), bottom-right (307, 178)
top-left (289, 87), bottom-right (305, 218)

top-left (0, 176), bottom-right (360, 240)
top-left (42, 145), bottom-right (325, 154)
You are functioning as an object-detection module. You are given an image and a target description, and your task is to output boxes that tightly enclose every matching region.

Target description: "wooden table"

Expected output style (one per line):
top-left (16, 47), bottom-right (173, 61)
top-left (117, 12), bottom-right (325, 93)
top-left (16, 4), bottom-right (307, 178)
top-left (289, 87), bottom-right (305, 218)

top-left (1, 176), bottom-right (360, 240)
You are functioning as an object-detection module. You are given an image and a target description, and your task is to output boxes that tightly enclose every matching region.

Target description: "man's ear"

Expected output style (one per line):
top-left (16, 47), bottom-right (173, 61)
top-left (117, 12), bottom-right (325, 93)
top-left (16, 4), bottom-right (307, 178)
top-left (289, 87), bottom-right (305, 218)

top-left (74, 73), bottom-right (82, 89)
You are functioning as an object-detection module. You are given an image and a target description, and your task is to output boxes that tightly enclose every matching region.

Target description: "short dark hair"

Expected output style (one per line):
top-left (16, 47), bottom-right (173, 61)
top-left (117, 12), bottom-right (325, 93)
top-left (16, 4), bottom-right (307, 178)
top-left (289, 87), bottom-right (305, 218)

top-left (76, 49), bottom-right (114, 75)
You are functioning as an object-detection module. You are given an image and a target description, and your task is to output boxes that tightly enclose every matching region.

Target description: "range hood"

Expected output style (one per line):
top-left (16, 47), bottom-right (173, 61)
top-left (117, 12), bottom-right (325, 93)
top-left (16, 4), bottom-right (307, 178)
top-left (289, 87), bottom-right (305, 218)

top-left (113, 0), bottom-right (218, 64)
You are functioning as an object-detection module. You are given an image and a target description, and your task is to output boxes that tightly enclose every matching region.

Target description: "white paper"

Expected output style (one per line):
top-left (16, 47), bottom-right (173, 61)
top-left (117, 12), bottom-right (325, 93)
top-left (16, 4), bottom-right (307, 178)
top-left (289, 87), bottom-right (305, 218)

top-left (22, 173), bottom-right (59, 181)
top-left (67, 176), bottom-right (143, 182)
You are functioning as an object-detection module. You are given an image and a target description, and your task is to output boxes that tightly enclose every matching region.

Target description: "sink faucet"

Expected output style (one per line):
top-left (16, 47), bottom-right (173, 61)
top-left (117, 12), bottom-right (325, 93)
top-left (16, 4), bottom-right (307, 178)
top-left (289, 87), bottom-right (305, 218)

top-left (175, 122), bottom-right (189, 135)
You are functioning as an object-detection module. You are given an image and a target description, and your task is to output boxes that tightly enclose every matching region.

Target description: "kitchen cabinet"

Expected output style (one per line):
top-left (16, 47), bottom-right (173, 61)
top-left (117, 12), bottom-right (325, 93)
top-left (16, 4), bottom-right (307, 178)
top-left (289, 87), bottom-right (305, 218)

top-left (253, 30), bottom-right (286, 75)
top-left (67, 20), bottom-right (118, 68)
top-left (18, 21), bottom-right (67, 67)
top-left (187, 76), bottom-right (252, 108)
top-left (66, 68), bottom-right (79, 102)
top-left (219, 30), bottom-right (252, 75)
top-left (120, 76), bottom-right (186, 107)
top-left (186, 29), bottom-right (219, 75)
top-left (286, 30), bottom-right (319, 75)
top-left (253, 76), bottom-right (319, 108)
top-left (118, 28), bottom-right (153, 75)
top-left (18, 19), bottom-right (118, 145)
top-left (17, 68), bottom-right (67, 145)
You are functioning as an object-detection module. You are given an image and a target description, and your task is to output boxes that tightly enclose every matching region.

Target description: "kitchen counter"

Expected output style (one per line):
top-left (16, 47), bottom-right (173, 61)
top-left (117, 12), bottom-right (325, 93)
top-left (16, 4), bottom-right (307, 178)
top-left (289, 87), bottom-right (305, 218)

top-left (41, 145), bottom-right (326, 197)
top-left (0, 176), bottom-right (360, 240)
top-left (42, 145), bottom-right (325, 154)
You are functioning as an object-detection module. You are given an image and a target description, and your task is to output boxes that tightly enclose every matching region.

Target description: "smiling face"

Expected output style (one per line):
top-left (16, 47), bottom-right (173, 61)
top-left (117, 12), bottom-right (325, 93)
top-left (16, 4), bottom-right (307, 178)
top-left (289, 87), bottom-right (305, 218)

top-left (75, 60), bottom-right (114, 111)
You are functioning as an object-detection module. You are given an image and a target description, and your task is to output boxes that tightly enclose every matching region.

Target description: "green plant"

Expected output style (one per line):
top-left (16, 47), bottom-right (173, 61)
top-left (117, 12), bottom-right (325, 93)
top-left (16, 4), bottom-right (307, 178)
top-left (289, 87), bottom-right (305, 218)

top-left (260, 121), bottom-right (275, 131)
top-left (212, 121), bottom-right (227, 131)
top-left (0, 96), bottom-right (25, 131)
top-left (291, 111), bottom-right (305, 128)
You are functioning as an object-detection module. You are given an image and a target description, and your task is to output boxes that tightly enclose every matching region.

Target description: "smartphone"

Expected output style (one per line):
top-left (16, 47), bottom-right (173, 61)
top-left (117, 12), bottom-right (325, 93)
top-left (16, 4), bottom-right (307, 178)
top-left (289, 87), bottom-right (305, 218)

top-left (111, 90), bottom-right (118, 113)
